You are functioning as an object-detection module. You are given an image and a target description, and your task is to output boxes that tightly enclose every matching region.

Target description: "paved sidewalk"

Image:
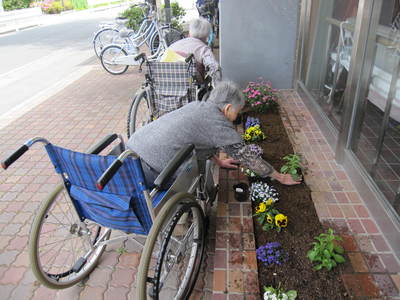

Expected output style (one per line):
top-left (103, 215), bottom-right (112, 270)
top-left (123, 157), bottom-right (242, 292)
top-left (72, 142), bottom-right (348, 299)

top-left (0, 65), bottom-right (147, 299)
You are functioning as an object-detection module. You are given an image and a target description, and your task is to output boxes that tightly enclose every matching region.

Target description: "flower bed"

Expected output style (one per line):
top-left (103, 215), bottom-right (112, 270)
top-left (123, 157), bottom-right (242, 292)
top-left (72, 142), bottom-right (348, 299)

top-left (240, 83), bottom-right (353, 299)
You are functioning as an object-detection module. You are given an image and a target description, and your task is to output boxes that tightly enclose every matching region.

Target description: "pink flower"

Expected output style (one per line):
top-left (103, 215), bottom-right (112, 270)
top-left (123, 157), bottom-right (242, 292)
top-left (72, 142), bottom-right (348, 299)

top-left (243, 88), bottom-right (250, 93)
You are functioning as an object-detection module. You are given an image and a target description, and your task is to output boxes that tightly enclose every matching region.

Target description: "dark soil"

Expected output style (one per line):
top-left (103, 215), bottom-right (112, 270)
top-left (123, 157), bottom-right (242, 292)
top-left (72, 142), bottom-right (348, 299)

top-left (245, 111), bottom-right (353, 300)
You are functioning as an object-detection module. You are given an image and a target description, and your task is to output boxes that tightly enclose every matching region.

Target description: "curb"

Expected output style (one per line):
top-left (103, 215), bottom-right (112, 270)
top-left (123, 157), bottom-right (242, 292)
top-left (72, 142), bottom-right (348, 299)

top-left (0, 23), bottom-right (40, 35)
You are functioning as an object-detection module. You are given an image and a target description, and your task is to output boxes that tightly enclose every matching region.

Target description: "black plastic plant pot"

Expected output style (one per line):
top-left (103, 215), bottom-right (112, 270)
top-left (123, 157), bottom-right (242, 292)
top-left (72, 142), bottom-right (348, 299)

top-left (232, 182), bottom-right (249, 202)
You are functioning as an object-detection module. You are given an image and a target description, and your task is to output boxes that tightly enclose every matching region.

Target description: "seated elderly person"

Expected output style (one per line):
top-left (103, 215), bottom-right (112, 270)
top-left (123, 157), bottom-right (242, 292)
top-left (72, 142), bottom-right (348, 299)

top-left (127, 81), bottom-right (301, 187)
top-left (168, 18), bottom-right (221, 81)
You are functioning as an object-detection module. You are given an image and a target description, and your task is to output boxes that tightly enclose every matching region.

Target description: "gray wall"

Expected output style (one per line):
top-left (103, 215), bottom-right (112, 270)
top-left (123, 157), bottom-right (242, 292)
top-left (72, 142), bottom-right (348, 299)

top-left (220, 0), bottom-right (299, 88)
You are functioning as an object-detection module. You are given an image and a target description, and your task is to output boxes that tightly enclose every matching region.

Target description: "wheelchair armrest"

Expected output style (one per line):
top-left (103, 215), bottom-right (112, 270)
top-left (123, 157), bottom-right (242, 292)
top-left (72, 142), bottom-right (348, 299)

top-left (86, 134), bottom-right (120, 155)
top-left (154, 144), bottom-right (195, 189)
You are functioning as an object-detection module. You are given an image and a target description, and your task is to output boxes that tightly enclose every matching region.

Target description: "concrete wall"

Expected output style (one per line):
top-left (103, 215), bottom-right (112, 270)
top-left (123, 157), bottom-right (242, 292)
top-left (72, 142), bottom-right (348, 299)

top-left (220, 0), bottom-right (299, 88)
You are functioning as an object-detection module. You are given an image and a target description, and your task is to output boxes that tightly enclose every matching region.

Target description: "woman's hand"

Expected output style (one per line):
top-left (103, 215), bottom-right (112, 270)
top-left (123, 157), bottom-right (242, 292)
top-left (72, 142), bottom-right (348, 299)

top-left (212, 156), bottom-right (240, 169)
top-left (270, 171), bottom-right (302, 185)
top-left (219, 158), bottom-right (240, 169)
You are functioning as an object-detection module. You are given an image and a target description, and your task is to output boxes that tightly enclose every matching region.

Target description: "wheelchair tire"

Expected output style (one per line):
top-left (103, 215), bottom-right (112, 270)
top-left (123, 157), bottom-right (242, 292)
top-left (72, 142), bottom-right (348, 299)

top-left (29, 184), bottom-right (111, 289)
top-left (93, 28), bottom-right (119, 58)
top-left (136, 192), bottom-right (205, 300)
top-left (100, 45), bottom-right (129, 75)
top-left (127, 89), bottom-right (152, 138)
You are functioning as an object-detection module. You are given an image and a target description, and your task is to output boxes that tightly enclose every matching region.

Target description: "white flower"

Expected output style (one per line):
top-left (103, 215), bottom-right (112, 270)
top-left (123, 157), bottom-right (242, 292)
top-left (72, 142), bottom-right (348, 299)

top-left (250, 182), bottom-right (279, 203)
top-left (281, 294), bottom-right (288, 300)
top-left (264, 291), bottom-right (271, 300)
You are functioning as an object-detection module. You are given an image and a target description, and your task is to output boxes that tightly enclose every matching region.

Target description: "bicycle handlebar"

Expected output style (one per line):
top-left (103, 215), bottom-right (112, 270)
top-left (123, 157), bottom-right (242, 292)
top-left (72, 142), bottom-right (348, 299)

top-left (1, 145), bottom-right (29, 170)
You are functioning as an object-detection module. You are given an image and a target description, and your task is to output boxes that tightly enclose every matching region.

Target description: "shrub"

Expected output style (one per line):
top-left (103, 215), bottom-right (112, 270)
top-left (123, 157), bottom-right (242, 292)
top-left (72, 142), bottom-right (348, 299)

top-left (120, 2), bottom-right (186, 31)
top-left (71, 0), bottom-right (88, 10)
top-left (41, 0), bottom-right (73, 14)
top-left (120, 5), bottom-right (145, 30)
top-left (4, 0), bottom-right (32, 11)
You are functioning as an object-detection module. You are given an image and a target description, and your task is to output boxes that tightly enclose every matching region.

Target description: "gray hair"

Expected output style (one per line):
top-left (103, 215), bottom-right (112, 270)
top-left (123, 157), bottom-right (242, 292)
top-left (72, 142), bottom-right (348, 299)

top-left (189, 18), bottom-right (211, 41)
top-left (207, 81), bottom-right (245, 110)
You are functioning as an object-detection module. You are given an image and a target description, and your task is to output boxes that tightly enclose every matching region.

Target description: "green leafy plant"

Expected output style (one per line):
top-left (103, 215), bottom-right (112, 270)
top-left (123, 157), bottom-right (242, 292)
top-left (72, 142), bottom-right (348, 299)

top-left (263, 284), bottom-right (297, 300)
top-left (307, 228), bottom-right (345, 271)
top-left (162, 2), bottom-right (186, 31)
top-left (116, 246), bottom-right (127, 254)
top-left (4, 0), bottom-right (32, 11)
top-left (280, 154), bottom-right (302, 181)
top-left (120, 5), bottom-right (146, 30)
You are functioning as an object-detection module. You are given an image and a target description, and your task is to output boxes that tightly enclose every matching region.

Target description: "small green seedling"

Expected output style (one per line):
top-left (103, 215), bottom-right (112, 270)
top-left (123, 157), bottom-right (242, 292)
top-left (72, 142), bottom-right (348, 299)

top-left (307, 228), bottom-right (345, 271)
top-left (280, 154), bottom-right (303, 181)
top-left (116, 246), bottom-right (127, 255)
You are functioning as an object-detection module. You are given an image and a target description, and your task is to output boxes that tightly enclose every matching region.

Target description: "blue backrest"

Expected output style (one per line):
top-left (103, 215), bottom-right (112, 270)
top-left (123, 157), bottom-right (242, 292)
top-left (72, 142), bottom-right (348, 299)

top-left (44, 144), bottom-right (153, 233)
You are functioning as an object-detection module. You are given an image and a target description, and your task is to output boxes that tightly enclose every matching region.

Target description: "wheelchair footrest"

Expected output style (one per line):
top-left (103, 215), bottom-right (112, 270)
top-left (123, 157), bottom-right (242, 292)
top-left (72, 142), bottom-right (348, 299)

top-left (72, 257), bottom-right (87, 273)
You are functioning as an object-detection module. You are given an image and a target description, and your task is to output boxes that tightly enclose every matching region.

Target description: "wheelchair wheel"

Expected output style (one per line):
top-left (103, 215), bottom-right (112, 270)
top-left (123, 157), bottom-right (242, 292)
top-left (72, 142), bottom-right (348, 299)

top-left (93, 28), bottom-right (119, 58)
top-left (136, 192), bottom-right (205, 300)
top-left (127, 89), bottom-right (152, 138)
top-left (100, 45), bottom-right (129, 75)
top-left (29, 184), bottom-right (111, 289)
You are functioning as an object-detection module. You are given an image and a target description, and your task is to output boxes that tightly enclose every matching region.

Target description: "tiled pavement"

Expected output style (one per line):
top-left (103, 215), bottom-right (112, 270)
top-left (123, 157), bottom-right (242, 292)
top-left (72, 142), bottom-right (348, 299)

top-left (0, 66), bottom-right (147, 299)
top-left (0, 63), bottom-right (399, 300)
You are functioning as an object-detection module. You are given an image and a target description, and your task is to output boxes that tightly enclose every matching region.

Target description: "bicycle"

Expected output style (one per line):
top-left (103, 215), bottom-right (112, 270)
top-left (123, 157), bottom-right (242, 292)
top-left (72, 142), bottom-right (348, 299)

top-left (196, 0), bottom-right (219, 49)
top-left (92, 2), bottom-right (151, 58)
top-left (100, 15), bottom-right (183, 75)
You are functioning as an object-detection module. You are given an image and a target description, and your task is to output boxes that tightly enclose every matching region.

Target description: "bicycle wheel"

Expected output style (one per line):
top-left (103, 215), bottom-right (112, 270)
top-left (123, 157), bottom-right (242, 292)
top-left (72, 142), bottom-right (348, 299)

top-left (100, 45), bottom-right (129, 75)
top-left (149, 31), bottom-right (160, 55)
top-left (93, 28), bottom-right (119, 58)
top-left (29, 184), bottom-right (111, 289)
top-left (136, 192), bottom-right (205, 300)
top-left (127, 89), bottom-right (153, 138)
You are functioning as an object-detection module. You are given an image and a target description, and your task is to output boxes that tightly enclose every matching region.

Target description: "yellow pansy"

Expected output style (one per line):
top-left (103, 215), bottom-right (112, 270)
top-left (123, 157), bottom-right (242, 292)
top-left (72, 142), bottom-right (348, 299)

top-left (265, 198), bottom-right (274, 206)
top-left (275, 214), bottom-right (288, 228)
top-left (256, 202), bottom-right (267, 213)
top-left (266, 214), bottom-right (273, 224)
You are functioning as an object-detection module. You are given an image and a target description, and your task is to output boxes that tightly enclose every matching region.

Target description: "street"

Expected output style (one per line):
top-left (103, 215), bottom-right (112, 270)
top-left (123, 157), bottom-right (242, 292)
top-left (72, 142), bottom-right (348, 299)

top-left (0, 6), bottom-right (129, 117)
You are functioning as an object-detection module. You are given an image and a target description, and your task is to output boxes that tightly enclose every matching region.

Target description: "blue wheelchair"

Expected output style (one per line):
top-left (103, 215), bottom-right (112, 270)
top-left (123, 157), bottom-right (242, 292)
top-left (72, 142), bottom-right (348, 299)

top-left (1, 133), bottom-right (218, 299)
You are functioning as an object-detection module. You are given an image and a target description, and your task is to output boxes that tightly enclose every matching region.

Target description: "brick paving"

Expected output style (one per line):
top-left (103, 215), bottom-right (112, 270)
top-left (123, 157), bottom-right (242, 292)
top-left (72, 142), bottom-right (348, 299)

top-left (0, 65), bottom-right (147, 299)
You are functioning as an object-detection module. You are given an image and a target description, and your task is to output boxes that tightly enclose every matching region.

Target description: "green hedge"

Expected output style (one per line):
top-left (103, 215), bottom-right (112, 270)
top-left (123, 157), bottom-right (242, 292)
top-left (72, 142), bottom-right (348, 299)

top-left (71, 0), bottom-right (88, 10)
top-left (3, 0), bottom-right (32, 11)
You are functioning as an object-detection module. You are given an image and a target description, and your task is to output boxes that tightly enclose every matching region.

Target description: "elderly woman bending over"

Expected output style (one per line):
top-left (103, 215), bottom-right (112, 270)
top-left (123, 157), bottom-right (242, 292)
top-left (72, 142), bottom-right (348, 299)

top-left (169, 18), bottom-right (221, 81)
top-left (127, 81), bottom-right (301, 186)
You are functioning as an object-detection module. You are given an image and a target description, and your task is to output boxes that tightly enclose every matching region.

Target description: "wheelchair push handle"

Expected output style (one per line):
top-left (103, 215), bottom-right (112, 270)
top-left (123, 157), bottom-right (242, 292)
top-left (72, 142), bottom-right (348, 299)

top-left (96, 159), bottom-right (123, 190)
top-left (1, 144), bottom-right (29, 170)
top-left (185, 54), bottom-right (194, 63)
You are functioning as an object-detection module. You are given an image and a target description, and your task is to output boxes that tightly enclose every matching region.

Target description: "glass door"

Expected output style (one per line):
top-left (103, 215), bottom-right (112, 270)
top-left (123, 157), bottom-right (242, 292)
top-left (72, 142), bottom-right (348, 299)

top-left (349, 1), bottom-right (400, 215)
top-left (304, 0), bottom-right (359, 128)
